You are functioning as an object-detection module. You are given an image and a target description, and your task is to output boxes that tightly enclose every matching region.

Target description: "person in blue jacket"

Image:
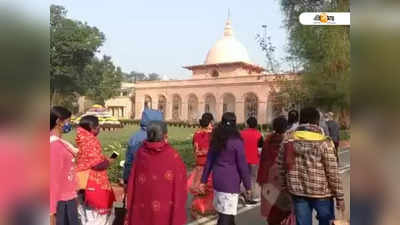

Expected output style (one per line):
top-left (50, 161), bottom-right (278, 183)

top-left (123, 109), bottom-right (163, 184)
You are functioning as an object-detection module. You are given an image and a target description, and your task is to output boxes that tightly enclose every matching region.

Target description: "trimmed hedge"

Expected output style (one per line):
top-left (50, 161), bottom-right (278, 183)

top-left (119, 119), bottom-right (202, 129)
top-left (119, 119), bottom-right (272, 132)
top-left (119, 119), bottom-right (140, 126)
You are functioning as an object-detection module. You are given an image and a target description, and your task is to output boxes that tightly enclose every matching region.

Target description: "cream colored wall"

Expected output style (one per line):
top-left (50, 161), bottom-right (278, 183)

top-left (192, 66), bottom-right (250, 79)
top-left (133, 74), bottom-right (297, 124)
top-left (105, 96), bottom-right (133, 119)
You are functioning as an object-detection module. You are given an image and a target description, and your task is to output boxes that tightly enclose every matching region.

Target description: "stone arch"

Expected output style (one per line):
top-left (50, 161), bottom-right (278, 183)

top-left (222, 93), bottom-right (236, 114)
top-left (204, 93), bottom-right (217, 119)
top-left (144, 95), bottom-right (152, 109)
top-left (244, 92), bottom-right (258, 120)
top-left (172, 94), bottom-right (182, 121)
top-left (158, 95), bottom-right (167, 118)
top-left (187, 94), bottom-right (199, 123)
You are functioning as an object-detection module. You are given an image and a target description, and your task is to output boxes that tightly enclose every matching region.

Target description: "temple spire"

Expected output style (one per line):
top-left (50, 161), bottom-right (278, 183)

top-left (224, 9), bottom-right (233, 37)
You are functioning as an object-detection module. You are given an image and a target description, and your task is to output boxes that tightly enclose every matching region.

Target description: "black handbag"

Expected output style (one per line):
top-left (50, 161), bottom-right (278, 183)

top-left (113, 194), bottom-right (126, 225)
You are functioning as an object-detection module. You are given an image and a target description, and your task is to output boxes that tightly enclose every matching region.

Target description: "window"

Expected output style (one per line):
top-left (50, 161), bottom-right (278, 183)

top-left (223, 104), bottom-right (227, 113)
top-left (211, 70), bottom-right (219, 77)
top-left (205, 104), bottom-right (210, 113)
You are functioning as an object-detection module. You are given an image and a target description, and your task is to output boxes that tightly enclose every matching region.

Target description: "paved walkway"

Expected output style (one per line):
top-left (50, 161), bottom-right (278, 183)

top-left (187, 148), bottom-right (351, 225)
top-left (113, 149), bottom-right (351, 225)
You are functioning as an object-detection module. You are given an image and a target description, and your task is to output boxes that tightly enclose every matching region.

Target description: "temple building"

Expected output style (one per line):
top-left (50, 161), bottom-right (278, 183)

top-left (103, 17), bottom-right (297, 124)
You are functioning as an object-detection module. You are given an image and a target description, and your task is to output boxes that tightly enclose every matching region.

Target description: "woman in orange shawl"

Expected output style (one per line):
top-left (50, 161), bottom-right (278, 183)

top-left (188, 113), bottom-right (215, 218)
top-left (75, 115), bottom-right (115, 225)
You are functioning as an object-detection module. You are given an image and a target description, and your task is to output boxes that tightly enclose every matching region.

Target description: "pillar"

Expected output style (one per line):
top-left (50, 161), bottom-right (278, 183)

top-left (216, 95), bottom-right (223, 122)
top-left (265, 96), bottom-right (273, 124)
top-left (199, 100), bottom-right (205, 117)
top-left (182, 100), bottom-right (188, 122)
top-left (165, 95), bottom-right (173, 121)
top-left (135, 95), bottom-right (144, 120)
top-left (258, 101), bottom-right (267, 125)
top-left (153, 95), bottom-right (159, 111)
top-left (235, 99), bottom-right (245, 124)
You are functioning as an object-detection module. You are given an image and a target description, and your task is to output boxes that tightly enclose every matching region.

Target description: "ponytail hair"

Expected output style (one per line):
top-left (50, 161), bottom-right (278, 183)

top-left (210, 112), bottom-right (241, 151)
top-left (50, 106), bottom-right (71, 130)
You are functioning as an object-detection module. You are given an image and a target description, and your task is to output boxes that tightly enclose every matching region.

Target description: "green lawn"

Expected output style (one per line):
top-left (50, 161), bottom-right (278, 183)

top-left (64, 125), bottom-right (197, 182)
top-left (64, 125), bottom-right (351, 183)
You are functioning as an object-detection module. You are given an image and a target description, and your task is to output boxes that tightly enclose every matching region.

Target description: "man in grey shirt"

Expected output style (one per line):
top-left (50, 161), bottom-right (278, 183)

top-left (325, 112), bottom-right (340, 150)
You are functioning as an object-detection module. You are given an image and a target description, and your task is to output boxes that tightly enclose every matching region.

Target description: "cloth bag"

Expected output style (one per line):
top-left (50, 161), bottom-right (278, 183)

top-left (280, 210), bottom-right (296, 225)
top-left (192, 192), bottom-right (215, 215)
top-left (76, 170), bottom-right (90, 190)
top-left (331, 211), bottom-right (350, 225)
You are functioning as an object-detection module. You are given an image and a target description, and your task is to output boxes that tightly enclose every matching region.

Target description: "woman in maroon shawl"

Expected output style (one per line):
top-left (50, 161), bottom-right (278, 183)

top-left (188, 113), bottom-right (215, 218)
top-left (125, 121), bottom-right (187, 225)
top-left (257, 116), bottom-right (292, 225)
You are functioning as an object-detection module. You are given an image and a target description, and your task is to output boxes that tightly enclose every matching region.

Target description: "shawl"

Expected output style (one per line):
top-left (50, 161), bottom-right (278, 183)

top-left (125, 141), bottom-right (187, 225)
top-left (75, 127), bottom-right (114, 213)
top-left (257, 133), bottom-right (284, 184)
top-left (257, 133), bottom-right (292, 224)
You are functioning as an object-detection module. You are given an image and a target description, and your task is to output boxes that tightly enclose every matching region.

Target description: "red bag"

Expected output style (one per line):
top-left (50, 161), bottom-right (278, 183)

top-left (85, 171), bottom-right (115, 214)
top-left (192, 192), bottom-right (215, 215)
top-left (280, 210), bottom-right (296, 225)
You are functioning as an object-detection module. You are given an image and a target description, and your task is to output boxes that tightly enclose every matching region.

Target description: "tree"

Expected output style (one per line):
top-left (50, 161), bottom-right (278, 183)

top-left (274, 0), bottom-right (350, 126)
top-left (81, 55), bottom-right (123, 105)
top-left (50, 5), bottom-right (105, 106)
top-left (256, 25), bottom-right (281, 74)
top-left (50, 5), bottom-right (122, 111)
top-left (146, 73), bottom-right (161, 81)
top-left (122, 71), bottom-right (146, 82)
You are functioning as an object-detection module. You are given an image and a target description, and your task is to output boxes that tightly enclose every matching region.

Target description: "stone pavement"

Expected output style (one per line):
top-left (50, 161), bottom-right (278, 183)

top-left (187, 148), bottom-right (351, 225)
top-left (112, 148), bottom-right (351, 225)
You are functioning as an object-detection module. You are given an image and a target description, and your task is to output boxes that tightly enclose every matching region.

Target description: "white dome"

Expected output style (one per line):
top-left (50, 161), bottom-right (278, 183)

top-left (204, 19), bottom-right (251, 65)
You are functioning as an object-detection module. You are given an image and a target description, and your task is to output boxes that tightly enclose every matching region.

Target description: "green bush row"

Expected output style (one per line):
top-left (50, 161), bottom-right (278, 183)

top-left (119, 119), bottom-right (202, 129)
top-left (236, 123), bottom-right (272, 131)
top-left (339, 129), bottom-right (351, 141)
top-left (104, 139), bottom-right (196, 183)
top-left (120, 119), bottom-right (272, 131)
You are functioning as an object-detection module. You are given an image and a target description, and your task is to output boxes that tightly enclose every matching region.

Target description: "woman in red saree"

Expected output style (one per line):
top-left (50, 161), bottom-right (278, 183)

top-left (125, 121), bottom-right (187, 225)
top-left (187, 113), bottom-right (215, 218)
top-left (257, 116), bottom-right (292, 225)
top-left (75, 115), bottom-right (115, 225)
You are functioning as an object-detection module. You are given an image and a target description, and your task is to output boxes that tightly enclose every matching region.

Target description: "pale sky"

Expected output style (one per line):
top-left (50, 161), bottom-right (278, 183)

top-left (25, 0), bottom-right (289, 79)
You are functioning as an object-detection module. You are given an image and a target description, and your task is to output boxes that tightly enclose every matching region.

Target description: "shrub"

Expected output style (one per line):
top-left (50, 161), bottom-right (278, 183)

top-left (261, 124), bottom-right (268, 131)
top-left (103, 142), bottom-right (127, 183)
top-left (339, 129), bottom-right (351, 141)
top-left (237, 123), bottom-right (245, 130)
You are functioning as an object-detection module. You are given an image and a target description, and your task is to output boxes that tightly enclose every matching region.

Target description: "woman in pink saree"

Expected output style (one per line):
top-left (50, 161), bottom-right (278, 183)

top-left (187, 113), bottom-right (216, 218)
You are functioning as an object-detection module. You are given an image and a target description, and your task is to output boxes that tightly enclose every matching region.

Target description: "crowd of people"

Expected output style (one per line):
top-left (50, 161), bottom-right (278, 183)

top-left (50, 105), bottom-right (344, 225)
